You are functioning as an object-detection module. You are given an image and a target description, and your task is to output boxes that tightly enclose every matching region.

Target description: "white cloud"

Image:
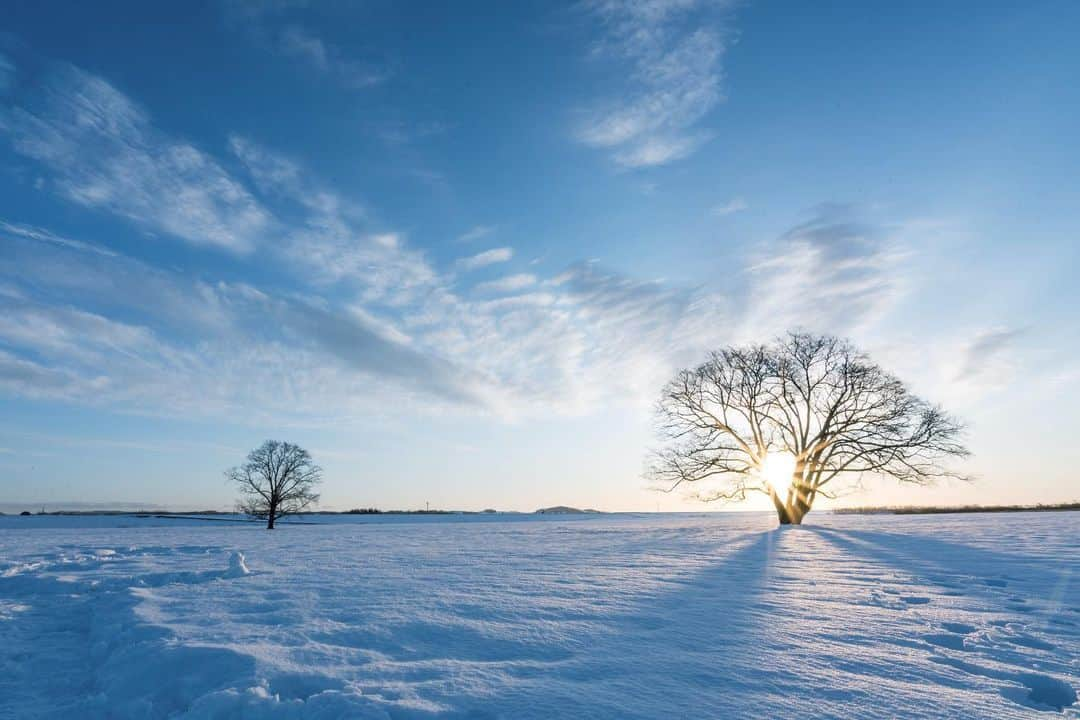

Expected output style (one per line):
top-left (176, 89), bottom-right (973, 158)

top-left (613, 134), bottom-right (705, 168)
top-left (5, 205), bottom-right (724, 420)
top-left (230, 136), bottom-right (436, 303)
top-left (0, 299), bottom-right (159, 365)
top-left (0, 58), bottom-right (940, 433)
top-left (348, 306), bottom-right (413, 346)
top-left (228, 134), bottom-right (303, 196)
top-left (0, 348), bottom-right (106, 401)
top-left (475, 274), bottom-right (538, 294)
top-left (457, 247), bottom-right (513, 271)
top-left (458, 225), bottom-right (496, 243)
top-left (0, 199), bottom-right (929, 425)
top-left (738, 204), bottom-right (905, 341)
top-left (475, 293), bottom-right (559, 311)
top-left (0, 221), bottom-right (118, 257)
top-left (0, 231), bottom-right (481, 416)
top-left (578, 2), bottom-right (730, 167)
top-left (289, 221), bottom-right (437, 304)
top-left (0, 65), bottom-right (271, 253)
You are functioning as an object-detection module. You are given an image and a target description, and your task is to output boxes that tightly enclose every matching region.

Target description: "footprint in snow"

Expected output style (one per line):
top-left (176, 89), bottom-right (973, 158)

top-left (996, 629), bottom-right (1056, 652)
top-left (923, 633), bottom-right (968, 651)
top-left (941, 622), bottom-right (977, 635)
top-left (867, 589), bottom-right (908, 609)
top-left (923, 620), bottom-right (981, 652)
top-left (930, 656), bottom-right (1078, 712)
top-left (866, 590), bottom-right (931, 610)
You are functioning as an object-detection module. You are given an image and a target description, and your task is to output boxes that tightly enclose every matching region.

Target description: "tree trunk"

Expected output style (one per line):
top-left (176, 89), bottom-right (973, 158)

top-left (786, 496), bottom-right (812, 524)
top-left (772, 493), bottom-right (809, 525)
top-left (779, 473), bottom-right (813, 526)
top-left (787, 500), bottom-right (807, 525)
top-left (770, 490), bottom-right (795, 524)
top-left (266, 506), bottom-right (276, 530)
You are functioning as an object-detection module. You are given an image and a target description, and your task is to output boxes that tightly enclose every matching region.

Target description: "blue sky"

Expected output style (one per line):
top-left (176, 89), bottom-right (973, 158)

top-left (1, 1), bottom-right (1078, 512)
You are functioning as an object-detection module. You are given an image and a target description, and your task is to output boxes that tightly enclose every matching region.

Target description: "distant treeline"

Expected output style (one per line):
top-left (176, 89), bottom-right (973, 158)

top-left (332, 508), bottom-right (462, 515)
top-left (834, 502), bottom-right (1080, 516)
top-left (5, 508), bottom-right (476, 517)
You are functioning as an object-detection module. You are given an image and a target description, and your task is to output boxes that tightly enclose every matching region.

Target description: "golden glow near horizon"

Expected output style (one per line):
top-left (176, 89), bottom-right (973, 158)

top-left (760, 451), bottom-right (798, 495)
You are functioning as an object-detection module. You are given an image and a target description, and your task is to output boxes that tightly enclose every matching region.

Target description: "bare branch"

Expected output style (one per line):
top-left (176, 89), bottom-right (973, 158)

top-left (647, 332), bottom-right (970, 524)
top-left (226, 440), bottom-right (322, 529)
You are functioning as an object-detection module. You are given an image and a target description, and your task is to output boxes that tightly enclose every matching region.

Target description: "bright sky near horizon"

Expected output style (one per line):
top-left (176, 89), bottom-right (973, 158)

top-left (1, 1), bottom-right (1078, 513)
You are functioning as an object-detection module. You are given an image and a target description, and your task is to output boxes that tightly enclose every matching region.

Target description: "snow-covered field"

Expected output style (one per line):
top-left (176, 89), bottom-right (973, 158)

top-left (1, 512), bottom-right (1077, 719)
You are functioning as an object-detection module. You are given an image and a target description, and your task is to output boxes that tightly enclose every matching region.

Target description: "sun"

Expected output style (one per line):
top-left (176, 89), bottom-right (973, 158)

top-left (759, 451), bottom-right (797, 494)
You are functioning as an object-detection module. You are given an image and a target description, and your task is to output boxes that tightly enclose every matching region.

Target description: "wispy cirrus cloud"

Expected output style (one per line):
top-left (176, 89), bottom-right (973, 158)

top-left (0, 199), bottom-right (923, 423)
top-left (0, 348), bottom-right (105, 401)
top-left (0, 220), bottom-right (118, 257)
top-left (458, 225), bottom-right (497, 243)
top-left (227, 135), bottom-right (303, 197)
top-left (957, 327), bottom-right (1026, 379)
top-left (229, 136), bottom-right (438, 304)
top-left (578, 0), bottom-right (732, 167)
top-left (457, 247), bottom-right (514, 271)
top-left (0, 65), bottom-right (272, 253)
top-left (475, 274), bottom-right (538, 294)
top-left (938, 326), bottom-right (1029, 400)
top-left (0, 229), bottom-right (482, 415)
top-left (0, 61), bottom-right (934, 424)
top-left (277, 25), bottom-right (387, 88)
top-left (221, 2), bottom-right (387, 89)
top-left (740, 203), bottom-right (906, 340)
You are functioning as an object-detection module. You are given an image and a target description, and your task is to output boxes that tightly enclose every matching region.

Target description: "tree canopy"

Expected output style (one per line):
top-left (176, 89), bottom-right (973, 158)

top-left (650, 333), bottom-right (969, 524)
top-left (228, 440), bottom-right (322, 529)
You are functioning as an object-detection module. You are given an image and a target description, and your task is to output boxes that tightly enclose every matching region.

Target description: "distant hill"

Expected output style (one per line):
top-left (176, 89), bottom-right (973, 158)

top-left (535, 506), bottom-right (602, 515)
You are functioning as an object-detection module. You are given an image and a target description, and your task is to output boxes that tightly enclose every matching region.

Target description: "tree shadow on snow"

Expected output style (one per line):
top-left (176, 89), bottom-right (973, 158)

top-left (483, 529), bottom-right (788, 718)
top-left (805, 527), bottom-right (1072, 601)
top-left (804, 527), bottom-right (1079, 714)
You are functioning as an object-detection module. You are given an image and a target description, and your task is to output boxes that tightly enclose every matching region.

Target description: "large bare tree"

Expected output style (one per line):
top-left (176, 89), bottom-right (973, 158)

top-left (650, 333), bottom-right (969, 525)
top-left (228, 440), bottom-right (322, 529)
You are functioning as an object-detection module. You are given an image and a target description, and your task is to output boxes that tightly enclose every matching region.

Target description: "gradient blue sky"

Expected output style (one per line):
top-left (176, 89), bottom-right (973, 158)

top-left (1, 1), bottom-right (1078, 512)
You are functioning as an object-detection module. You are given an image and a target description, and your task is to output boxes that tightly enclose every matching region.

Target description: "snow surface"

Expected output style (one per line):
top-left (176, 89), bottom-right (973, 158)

top-left (0, 511), bottom-right (1077, 719)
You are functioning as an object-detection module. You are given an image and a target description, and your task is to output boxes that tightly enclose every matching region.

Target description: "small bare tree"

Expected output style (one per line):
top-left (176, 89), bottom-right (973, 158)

top-left (650, 333), bottom-right (969, 525)
top-left (227, 440), bottom-right (322, 529)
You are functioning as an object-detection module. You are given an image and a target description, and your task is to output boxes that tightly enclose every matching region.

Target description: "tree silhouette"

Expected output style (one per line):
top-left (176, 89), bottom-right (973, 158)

top-left (228, 440), bottom-right (321, 529)
top-left (650, 333), bottom-right (969, 524)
